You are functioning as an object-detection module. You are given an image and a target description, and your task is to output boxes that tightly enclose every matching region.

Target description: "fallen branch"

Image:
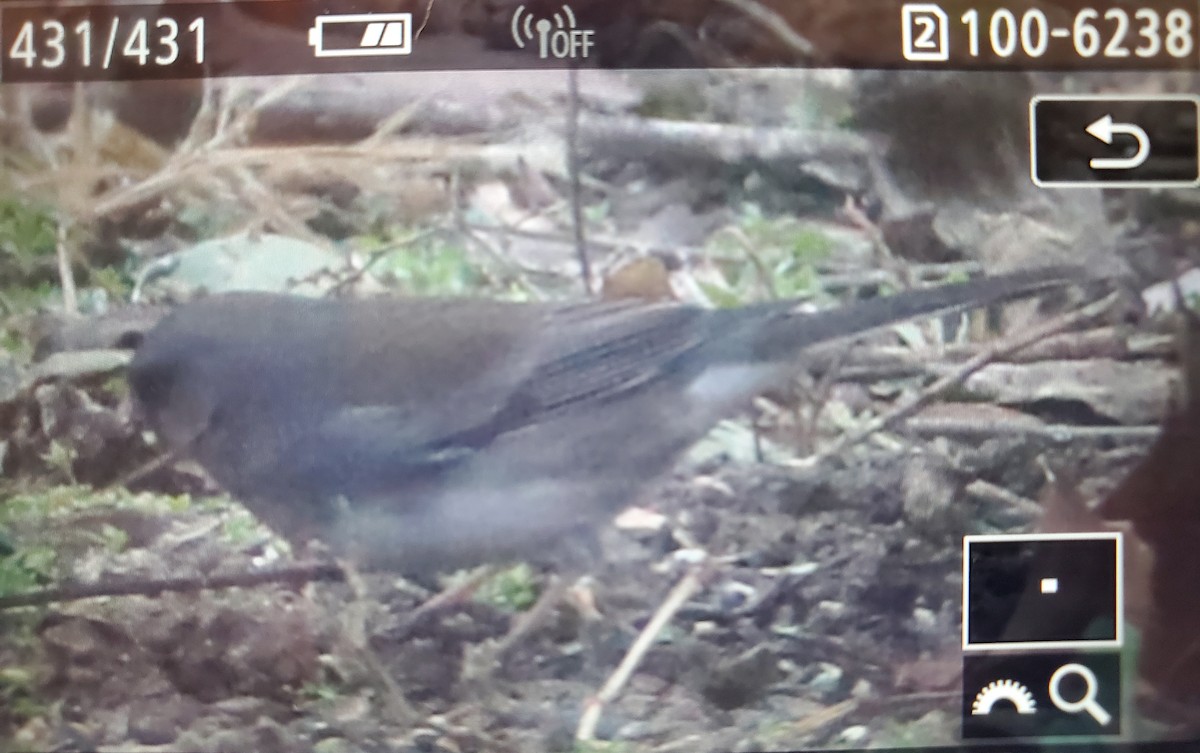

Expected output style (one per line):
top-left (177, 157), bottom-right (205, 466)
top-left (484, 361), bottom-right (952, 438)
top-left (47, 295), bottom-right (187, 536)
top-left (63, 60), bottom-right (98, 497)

top-left (907, 419), bottom-right (1160, 443)
top-left (0, 560), bottom-right (345, 611)
top-left (578, 114), bottom-right (870, 191)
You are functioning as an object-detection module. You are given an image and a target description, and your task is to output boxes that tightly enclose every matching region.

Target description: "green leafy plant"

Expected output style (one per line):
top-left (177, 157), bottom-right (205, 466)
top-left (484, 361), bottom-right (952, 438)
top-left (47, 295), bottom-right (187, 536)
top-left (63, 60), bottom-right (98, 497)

top-left (705, 203), bottom-right (834, 305)
top-left (39, 441), bottom-right (77, 485)
top-left (0, 197), bottom-right (57, 267)
top-left (361, 231), bottom-right (486, 296)
top-left (221, 511), bottom-right (263, 546)
top-left (97, 523), bottom-right (129, 554)
top-left (0, 545), bottom-right (55, 599)
top-left (88, 265), bottom-right (133, 302)
top-left (573, 741), bottom-right (637, 753)
top-left (476, 562), bottom-right (539, 613)
top-left (0, 665), bottom-right (45, 725)
top-left (299, 680), bottom-right (343, 702)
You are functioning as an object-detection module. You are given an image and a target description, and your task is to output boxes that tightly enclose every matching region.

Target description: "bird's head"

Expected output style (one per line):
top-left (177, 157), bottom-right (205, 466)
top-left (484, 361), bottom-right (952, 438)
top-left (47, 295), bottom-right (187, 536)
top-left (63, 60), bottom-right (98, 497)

top-left (127, 333), bottom-right (220, 455)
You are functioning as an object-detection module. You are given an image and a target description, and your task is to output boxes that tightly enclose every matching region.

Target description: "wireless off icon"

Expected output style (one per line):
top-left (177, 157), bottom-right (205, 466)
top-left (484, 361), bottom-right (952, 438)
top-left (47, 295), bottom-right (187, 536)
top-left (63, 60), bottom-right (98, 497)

top-left (511, 4), bottom-right (594, 59)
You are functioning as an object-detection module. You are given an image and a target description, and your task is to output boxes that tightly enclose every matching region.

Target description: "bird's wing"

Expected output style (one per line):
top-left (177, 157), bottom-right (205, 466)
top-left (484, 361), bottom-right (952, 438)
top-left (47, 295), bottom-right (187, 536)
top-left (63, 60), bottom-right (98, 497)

top-left (481, 265), bottom-right (1089, 419)
top-left (278, 299), bottom-right (713, 500)
top-left (500, 299), bottom-right (713, 411)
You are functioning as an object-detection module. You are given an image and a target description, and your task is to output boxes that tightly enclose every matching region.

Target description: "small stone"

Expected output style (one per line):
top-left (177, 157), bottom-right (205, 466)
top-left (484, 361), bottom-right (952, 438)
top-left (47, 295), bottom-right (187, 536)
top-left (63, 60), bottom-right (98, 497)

top-left (912, 606), bottom-right (938, 633)
top-left (837, 725), bottom-right (869, 744)
top-left (850, 678), bottom-right (874, 699)
top-left (815, 600), bottom-right (846, 619)
top-left (313, 738), bottom-right (357, 753)
top-left (252, 717), bottom-right (297, 753)
top-left (808, 662), bottom-right (844, 699)
top-left (700, 645), bottom-right (782, 709)
top-left (902, 457), bottom-right (960, 538)
top-left (411, 727), bottom-right (440, 750)
top-left (127, 708), bottom-right (181, 745)
top-left (210, 729), bottom-right (255, 753)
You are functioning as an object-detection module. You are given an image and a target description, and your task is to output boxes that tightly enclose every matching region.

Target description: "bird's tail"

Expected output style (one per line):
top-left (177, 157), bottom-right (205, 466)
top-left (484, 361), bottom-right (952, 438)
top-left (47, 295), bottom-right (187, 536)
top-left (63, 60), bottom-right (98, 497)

top-left (708, 264), bottom-right (1094, 364)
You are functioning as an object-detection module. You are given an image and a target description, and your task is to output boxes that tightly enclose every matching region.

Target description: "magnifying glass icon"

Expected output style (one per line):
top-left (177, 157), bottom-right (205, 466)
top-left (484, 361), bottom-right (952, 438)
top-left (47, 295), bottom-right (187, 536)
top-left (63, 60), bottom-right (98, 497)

top-left (1049, 663), bottom-right (1112, 726)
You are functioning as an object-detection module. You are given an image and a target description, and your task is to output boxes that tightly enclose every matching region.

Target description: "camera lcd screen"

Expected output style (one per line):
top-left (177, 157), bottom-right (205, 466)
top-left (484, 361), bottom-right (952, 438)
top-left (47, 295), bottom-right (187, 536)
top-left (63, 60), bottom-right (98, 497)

top-left (0, 2), bottom-right (1197, 752)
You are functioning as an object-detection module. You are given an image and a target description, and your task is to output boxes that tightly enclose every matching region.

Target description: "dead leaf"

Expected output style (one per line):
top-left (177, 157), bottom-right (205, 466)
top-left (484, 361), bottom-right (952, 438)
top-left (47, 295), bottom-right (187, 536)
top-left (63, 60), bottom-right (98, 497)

top-left (963, 359), bottom-right (1173, 425)
top-left (601, 256), bottom-right (675, 302)
top-left (1098, 302), bottom-right (1200, 704)
top-left (1037, 472), bottom-right (1153, 633)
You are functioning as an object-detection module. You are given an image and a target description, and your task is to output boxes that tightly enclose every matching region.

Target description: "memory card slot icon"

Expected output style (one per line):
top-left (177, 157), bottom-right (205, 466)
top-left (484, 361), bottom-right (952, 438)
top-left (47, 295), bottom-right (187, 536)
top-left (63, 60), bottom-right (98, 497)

top-left (308, 13), bottom-right (413, 58)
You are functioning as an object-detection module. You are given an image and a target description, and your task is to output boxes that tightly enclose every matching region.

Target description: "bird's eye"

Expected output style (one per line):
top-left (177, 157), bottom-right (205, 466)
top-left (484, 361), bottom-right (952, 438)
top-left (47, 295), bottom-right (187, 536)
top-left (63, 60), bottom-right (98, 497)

top-left (128, 359), bottom-right (178, 410)
top-left (115, 330), bottom-right (145, 350)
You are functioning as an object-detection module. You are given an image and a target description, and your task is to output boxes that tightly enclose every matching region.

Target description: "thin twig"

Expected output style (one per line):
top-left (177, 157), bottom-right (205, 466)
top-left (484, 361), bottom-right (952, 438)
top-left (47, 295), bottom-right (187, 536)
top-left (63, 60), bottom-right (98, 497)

top-left (393, 564), bottom-right (497, 639)
top-left (178, 77), bottom-right (219, 154)
top-left (360, 99), bottom-right (426, 149)
top-left (414, 0), bottom-right (436, 40)
top-left (328, 227), bottom-right (442, 295)
top-left (565, 66), bottom-right (592, 295)
top-left (794, 345), bottom-right (852, 453)
top-left (456, 220), bottom-right (550, 299)
top-left (707, 224), bottom-right (779, 300)
top-left (338, 561), bottom-right (421, 724)
top-left (965, 479), bottom-right (1043, 518)
top-left (54, 216), bottom-right (78, 315)
top-left (576, 560), bottom-right (710, 741)
top-left (230, 165), bottom-right (327, 245)
top-left (797, 292), bottom-right (1121, 467)
top-left (109, 447), bottom-right (184, 491)
top-left (78, 140), bottom-right (480, 223)
top-left (0, 561), bottom-right (345, 611)
top-left (712, 0), bottom-right (815, 57)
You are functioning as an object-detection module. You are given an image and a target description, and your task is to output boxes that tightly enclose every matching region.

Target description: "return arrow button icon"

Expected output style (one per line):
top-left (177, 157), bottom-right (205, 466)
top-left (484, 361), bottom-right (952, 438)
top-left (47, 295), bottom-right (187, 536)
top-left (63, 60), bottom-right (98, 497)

top-left (1085, 114), bottom-right (1150, 170)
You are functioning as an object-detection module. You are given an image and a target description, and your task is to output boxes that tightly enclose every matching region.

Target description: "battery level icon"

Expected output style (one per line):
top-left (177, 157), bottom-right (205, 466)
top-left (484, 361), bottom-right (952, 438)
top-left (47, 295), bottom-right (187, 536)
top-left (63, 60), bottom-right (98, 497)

top-left (308, 13), bottom-right (413, 57)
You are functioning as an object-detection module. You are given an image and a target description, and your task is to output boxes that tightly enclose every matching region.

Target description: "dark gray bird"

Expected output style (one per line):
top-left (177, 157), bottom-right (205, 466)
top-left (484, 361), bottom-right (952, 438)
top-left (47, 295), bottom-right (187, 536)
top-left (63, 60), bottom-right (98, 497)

top-left (128, 266), bottom-right (1085, 573)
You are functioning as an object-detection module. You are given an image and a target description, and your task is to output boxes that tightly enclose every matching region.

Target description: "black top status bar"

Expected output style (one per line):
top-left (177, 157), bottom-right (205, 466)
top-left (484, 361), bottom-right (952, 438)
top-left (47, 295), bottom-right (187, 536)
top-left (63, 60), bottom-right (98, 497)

top-left (0, 0), bottom-right (1197, 82)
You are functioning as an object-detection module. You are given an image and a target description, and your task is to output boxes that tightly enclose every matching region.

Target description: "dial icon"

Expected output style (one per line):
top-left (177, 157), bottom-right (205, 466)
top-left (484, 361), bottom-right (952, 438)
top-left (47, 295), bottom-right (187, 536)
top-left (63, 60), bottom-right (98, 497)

top-left (972, 678), bottom-right (1038, 715)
